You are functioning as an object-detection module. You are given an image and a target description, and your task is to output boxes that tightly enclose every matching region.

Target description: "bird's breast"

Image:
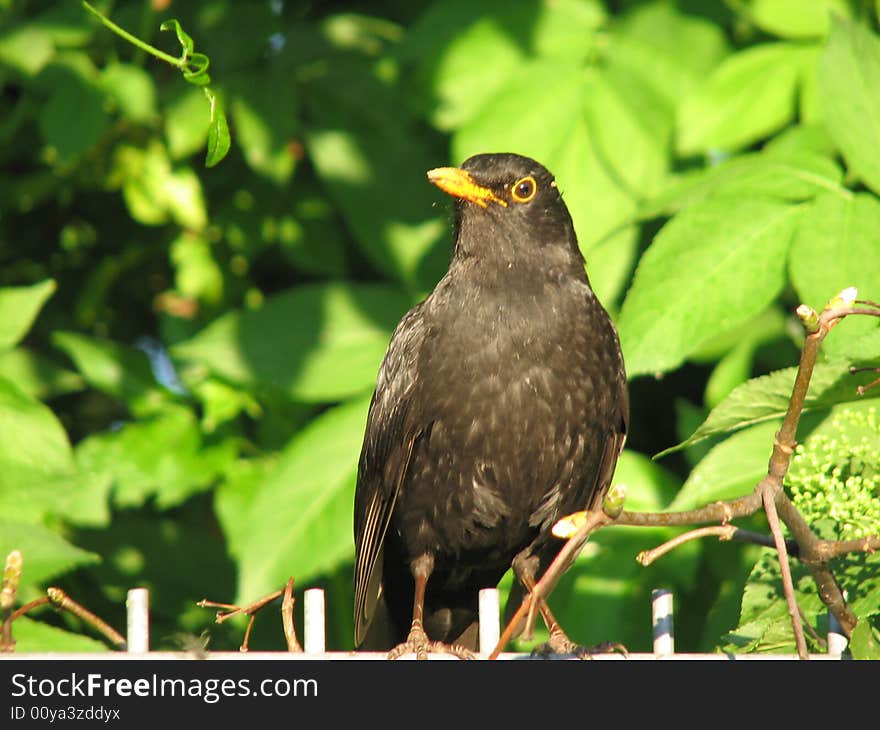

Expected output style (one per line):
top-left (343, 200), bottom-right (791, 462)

top-left (391, 281), bottom-right (614, 565)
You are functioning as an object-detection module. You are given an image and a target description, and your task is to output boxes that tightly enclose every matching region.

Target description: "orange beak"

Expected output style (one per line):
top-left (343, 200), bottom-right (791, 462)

top-left (427, 167), bottom-right (507, 209)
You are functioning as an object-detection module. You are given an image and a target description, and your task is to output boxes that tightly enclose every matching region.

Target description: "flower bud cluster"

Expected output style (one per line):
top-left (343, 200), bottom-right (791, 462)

top-left (786, 406), bottom-right (880, 540)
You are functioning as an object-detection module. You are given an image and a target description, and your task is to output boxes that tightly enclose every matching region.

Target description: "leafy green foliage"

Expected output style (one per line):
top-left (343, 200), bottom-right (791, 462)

top-left (787, 403), bottom-right (880, 540)
top-left (1, 0), bottom-right (879, 656)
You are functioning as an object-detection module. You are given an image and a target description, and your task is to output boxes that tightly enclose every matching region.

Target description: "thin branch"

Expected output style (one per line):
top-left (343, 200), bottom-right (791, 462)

top-left (1, 550), bottom-right (22, 652)
top-left (6, 589), bottom-right (127, 650)
top-left (762, 487), bottom-right (808, 659)
top-left (282, 578), bottom-right (302, 652)
top-left (47, 588), bottom-right (127, 649)
top-left (490, 509), bottom-right (611, 659)
top-left (614, 493), bottom-right (762, 527)
top-left (198, 585), bottom-right (294, 652)
top-left (198, 588), bottom-right (284, 625)
top-left (637, 525), bottom-right (736, 566)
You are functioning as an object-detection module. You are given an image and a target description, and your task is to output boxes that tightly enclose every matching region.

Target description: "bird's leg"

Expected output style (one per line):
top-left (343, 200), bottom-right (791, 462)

top-left (386, 553), bottom-right (474, 660)
top-left (512, 552), bottom-right (627, 659)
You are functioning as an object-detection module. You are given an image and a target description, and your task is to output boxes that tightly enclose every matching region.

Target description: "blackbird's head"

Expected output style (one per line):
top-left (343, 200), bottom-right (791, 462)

top-left (427, 152), bottom-right (582, 266)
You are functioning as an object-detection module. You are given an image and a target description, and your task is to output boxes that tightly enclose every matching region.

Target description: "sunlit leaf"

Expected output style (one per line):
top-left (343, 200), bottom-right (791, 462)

top-left (790, 191), bottom-right (880, 358)
top-left (221, 395), bottom-right (371, 600)
top-left (0, 520), bottom-right (99, 586)
top-left (171, 283), bottom-right (412, 402)
top-left (0, 279), bottom-right (56, 350)
top-left (818, 20), bottom-right (880, 195)
top-left (617, 197), bottom-right (801, 377)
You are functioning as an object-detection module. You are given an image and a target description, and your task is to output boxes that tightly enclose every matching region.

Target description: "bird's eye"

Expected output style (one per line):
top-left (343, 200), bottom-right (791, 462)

top-left (511, 176), bottom-right (537, 203)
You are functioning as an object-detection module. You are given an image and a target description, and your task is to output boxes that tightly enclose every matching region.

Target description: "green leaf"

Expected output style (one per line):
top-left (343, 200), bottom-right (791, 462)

top-left (745, 0), bottom-right (852, 39)
top-left (171, 283), bottom-right (412, 403)
top-left (611, 449), bottom-right (681, 512)
top-left (452, 60), bottom-right (583, 167)
top-left (229, 68), bottom-right (298, 182)
top-left (0, 374), bottom-right (107, 527)
top-left (113, 142), bottom-right (173, 226)
top-left (274, 196), bottom-right (349, 278)
top-left (677, 43), bottom-right (812, 155)
top-left (401, 0), bottom-right (605, 130)
top-left (530, 0), bottom-right (606, 62)
top-left (213, 456), bottom-right (278, 560)
top-left (818, 20), bottom-right (880, 195)
top-left (0, 348), bottom-right (83, 400)
top-left (723, 549), bottom-right (828, 653)
top-left (850, 617), bottom-right (880, 659)
top-left (304, 59), bottom-right (446, 288)
top-left (0, 375), bottom-right (75, 499)
top-left (704, 339), bottom-right (758, 410)
top-left (74, 405), bottom-right (235, 510)
top-left (401, 1), bottom-right (528, 131)
top-left (52, 331), bottom-right (168, 416)
top-left (0, 24), bottom-right (54, 76)
top-left (668, 421), bottom-right (779, 511)
top-left (37, 55), bottom-right (109, 163)
top-left (0, 279), bottom-right (56, 350)
top-left (689, 306), bottom-right (788, 362)
top-left (112, 140), bottom-right (207, 226)
top-left (790, 192), bottom-right (880, 358)
top-left (617, 197), bottom-right (801, 377)
top-left (0, 520), bottom-right (99, 586)
top-left (7, 616), bottom-right (110, 653)
top-left (663, 363), bottom-right (880, 455)
top-left (643, 151), bottom-right (844, 218)
top-left (605, 2), bottom-right (730, 111)
top-left (165, 165), bottom-right (207, 230)
top-left (547, 118), bottom-right (638, 261)
top-left (583, 225), bottom-right (639, 312)
top-left (189, 377), bottom-right (261, 433)
top-left (0, 468), bottom-right (108, 527)
top-left (583, 66), bottom-right (671, 199)
top-left (221, 395), bottom-right (370, 601)
top-left (204, 88), bottom-right (230, 168)
top-left (164, 86), bottom-right (210, 160)
top-left (764, 124), bottom-right (837, 159)
top-left (102, 62), bottom-right (157, 123)
top-left (170, 233), bottom-right (223, 305)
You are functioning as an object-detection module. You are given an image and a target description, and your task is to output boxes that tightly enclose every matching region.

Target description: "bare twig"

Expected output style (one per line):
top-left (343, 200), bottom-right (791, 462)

top-left (762, 486), bottom-right (808, 658)
top-left (490, 509), bottom-right (611, 659)
top-left (6, 588), bottom-right (127, 650)
top-left (47, 588), bottom-right (127, 649)
top-left (198, 586), bottom-right (291, 652)
top-left (637, 525), bottom-right (736, 566)
top-left (1, 550), bottom-right (22, 652)
top-left (282, 578), bottom-right (302, 652)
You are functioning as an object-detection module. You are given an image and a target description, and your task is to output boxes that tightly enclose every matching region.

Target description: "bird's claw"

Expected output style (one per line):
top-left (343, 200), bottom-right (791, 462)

top-left (531, 632), bottom-right (628, 660)
top-left (387, 625), bottom-right (475, 660)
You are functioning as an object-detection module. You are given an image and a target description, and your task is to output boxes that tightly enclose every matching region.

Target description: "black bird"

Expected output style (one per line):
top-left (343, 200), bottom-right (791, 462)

top-left (353, 153), bottom-right (628, 658)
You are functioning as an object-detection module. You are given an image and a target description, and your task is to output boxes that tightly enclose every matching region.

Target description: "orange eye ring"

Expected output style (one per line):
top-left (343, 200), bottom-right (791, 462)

top-left (511, 176), bottom-right (537, 203)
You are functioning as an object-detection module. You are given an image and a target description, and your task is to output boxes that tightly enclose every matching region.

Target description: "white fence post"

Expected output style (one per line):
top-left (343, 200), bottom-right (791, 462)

top-left (126, 588), bottom-right (150, 653)
top-left (478, 588), bottom-right (500, 655)
top-left (652, 588), bottom-right (674, 657)
top-left (304, 588), bottom-right (325, 654)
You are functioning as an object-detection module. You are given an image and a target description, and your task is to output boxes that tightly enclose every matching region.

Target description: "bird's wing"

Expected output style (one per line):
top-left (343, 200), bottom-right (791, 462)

top-left (587, 354), bottom-right (629, 512)
top-left (353, 307), bottom-right (426, 646)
